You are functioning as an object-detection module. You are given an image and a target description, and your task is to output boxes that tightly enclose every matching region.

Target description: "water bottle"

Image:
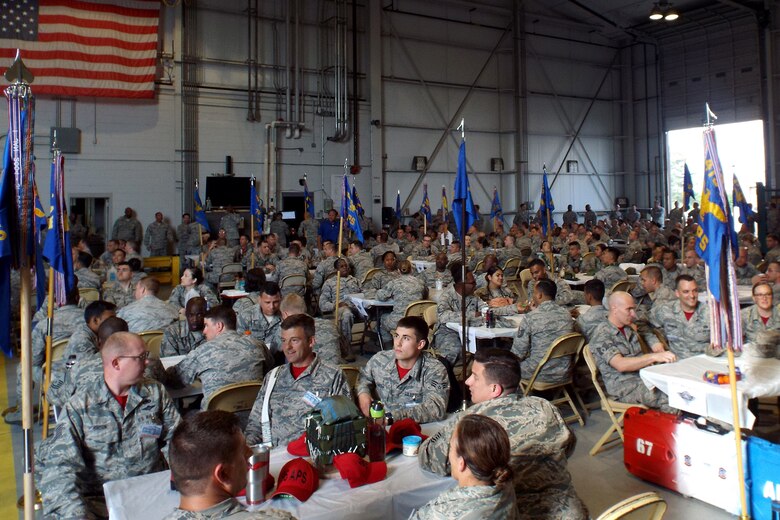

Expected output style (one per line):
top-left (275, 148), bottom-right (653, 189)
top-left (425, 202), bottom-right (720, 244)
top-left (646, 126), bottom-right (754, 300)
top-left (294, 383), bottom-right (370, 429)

top-left (367, 401), bottom-right (386, 462)
top-left (246, 444), bottom-right (270, 505)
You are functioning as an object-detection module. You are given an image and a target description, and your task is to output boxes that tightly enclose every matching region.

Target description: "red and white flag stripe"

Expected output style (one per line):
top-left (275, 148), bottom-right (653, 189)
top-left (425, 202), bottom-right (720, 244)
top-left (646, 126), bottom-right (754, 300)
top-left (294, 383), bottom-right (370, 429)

top-left (0, 0), bottom-right (160, 99)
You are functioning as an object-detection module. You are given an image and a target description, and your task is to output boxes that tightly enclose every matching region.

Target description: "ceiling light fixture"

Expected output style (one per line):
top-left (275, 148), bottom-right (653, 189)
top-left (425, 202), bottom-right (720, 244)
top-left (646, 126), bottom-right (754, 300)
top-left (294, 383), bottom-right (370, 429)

top-left (649, 0), bottom-right (679, 22)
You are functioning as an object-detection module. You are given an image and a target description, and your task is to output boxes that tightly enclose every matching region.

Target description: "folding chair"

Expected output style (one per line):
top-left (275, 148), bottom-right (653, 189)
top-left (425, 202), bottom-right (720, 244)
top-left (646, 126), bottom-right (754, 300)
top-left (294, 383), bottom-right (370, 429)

top-left (520, 332), bottom-right (586, 426)
top-left (502, 257), bottom-right (522, 281)
top-left (610, 280), bottom-right (635, 293)
top-left (39, 338), bottom-right (71, 424)
top-left (582, 345), bottom-right (646, 456)
top-left (138, 330), bottom-right (164, 358)
top-left (423, 305), bottom-right (437, 346)
top-left (361, 268), bottom-right (382, 286)
top-left (218, 263), bottom-right (244, 292)
top-left (206, 381), bottom-right (263, 413)
top-left (403, 300), bottom-right (437, 319)
top-left (340, 365), bottom-right (361, 394)
top-left (280, 273), bottom-right (307, 297)
top-left (595, 491), bottom-right (667, 520)
top-left (78, 287), bottom-right (100, 303)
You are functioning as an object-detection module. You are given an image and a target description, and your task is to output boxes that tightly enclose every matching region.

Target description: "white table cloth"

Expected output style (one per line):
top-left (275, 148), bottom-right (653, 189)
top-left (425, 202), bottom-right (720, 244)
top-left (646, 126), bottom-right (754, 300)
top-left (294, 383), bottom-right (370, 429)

top-left (445, 316), bottom-right (522, 353)
top-left (640, 353), bottom-right (780, 428)
top-left (104, 423), bottom-right (453, 520)
top-left (411, 260), bottom-right (435, 273)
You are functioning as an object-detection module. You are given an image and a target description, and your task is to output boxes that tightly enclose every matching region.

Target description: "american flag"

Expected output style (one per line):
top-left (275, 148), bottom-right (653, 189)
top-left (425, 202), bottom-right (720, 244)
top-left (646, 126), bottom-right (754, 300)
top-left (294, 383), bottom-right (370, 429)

top-left (0, 0), bottom-right (160, 99)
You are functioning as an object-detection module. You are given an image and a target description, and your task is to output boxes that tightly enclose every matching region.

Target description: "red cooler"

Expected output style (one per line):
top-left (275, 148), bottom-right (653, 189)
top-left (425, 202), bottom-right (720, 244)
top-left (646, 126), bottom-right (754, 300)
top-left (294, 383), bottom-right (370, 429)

top-left (623, 407), bottom-right (743, 515)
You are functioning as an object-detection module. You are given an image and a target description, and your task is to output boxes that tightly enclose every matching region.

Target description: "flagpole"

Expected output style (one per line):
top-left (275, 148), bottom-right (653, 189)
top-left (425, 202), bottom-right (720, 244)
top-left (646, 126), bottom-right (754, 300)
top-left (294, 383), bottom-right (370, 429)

top-left (250, 178), bottom-right (255, 269)
top-left (334, 163), bottom-right (348, 332)
top-left (543, 165), bottom-right (555, 278)
top-left (41, 140), bottom-right (62, 439)
top-left (6, 50), bottom-right (39, 520)
top-left (458, 119), bottom-right (468, 412)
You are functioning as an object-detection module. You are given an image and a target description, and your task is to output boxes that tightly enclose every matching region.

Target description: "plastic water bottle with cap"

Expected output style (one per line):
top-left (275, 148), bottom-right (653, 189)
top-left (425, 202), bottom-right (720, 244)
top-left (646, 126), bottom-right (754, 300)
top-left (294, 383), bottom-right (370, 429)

top-left (368, 401), bottom-right (386, 462)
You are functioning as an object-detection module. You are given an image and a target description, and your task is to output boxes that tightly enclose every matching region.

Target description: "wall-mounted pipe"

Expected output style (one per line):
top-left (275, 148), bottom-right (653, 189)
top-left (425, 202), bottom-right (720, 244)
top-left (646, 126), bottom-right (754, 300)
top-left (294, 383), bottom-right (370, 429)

top-left (285, 0), bottom-right (292, 124)
top-left (352, 0), bottom-right (360, 170)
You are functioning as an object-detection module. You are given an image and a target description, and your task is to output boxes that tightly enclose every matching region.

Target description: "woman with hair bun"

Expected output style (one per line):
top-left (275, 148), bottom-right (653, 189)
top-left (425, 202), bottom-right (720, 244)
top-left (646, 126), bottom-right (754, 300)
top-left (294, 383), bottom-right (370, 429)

top-left (410, 414), bottom-right (519, 519)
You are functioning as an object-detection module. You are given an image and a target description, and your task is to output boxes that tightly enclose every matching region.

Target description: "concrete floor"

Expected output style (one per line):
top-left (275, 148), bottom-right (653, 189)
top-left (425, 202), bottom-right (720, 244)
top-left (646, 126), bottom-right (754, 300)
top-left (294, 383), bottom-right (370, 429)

top-left (4, 336), bottom-right (777, 519)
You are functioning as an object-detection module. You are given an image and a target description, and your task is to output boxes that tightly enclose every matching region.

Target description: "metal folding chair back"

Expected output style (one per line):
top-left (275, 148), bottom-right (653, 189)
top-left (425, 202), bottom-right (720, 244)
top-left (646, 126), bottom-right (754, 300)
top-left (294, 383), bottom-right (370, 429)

top-left (138, 330), bottom-right (164, 358)
top-left (403, 300), bottom-right (437, 319)
top-left (206, 381), bottom-right (262, 412)
top-left (595, 491), bottom-right (667, 520)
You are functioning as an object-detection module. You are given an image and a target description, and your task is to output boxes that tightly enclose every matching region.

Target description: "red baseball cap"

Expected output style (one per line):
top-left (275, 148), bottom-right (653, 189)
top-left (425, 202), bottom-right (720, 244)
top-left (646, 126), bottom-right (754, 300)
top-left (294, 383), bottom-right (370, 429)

top-left (287, 432), bottom-right (309, 456)
top-left (332, 453), bottom-right (387, 488)
top-left (270, 458), bottom-right (319, 502)
top-left (385, 418), bottom-right (428, 454)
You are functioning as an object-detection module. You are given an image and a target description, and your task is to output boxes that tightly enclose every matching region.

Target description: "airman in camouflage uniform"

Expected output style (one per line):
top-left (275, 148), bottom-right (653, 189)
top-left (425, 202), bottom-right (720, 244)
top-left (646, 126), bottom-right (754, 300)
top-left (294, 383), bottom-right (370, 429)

top-left (37, 333), bottom-right (181, 519)
top-left (163, 498), bottom-right (296, 519)
top-left (161, 298), bottom-right (207, 357)
top-left (434, 284), bottom-right (484, 365)
top-left (103, 280), bottom-right (136, 309)
top-left (319, 260), bottom-right (362, 341)
top-left (512, 295), bottom-right (574, 383)
top-left (410, 484), bottom-right (519, 520)
top-left (244, 356), bottom-right (351, 447)
top-left (311, 317), bottom-right (347, 366)
top-left (219, 209), bottom-right (242, 247)
top-left (167, 282), bottom-right (219, 311)
top-left (237, 305), bottom-right (283, 354)
top-left (594, 248), bottom-right (628, 293)
top-left (649, 278), bottom-right (710, 359)
top-left (740, 284), bottom-right (780, 342)
top-left (419, 395), bottom-right (586, 520)
top-left (735, 247), bottom-right (759, 284)
top-left (176, 215), bottom-right (195, 258)
top-left (375, 266), bottom-right (427, 339)
top-left (299, 214), bottom-right (320, 249)
top-left (348, 241), bottom-right (374, 282)
top-left (145, 213), bottom-right (174, 256)
top-left (357, 350), bottom-right (449, 424)
top-left (166, 323), bottom-right (272, 409)
top-left (526, 276), bottom-right (576, 306)
top-left (111, 207), bottom-right (143, 242)
top-left (275, 250), bottom-right (309, 297)
top-left (205, 240), bottom-right (238, 286)
top-left (418, 253), bottom-right (454, 289)
top-left (575, 305), bottom-right (608, 342)
top-left (117, 292), bottom-right (179, 333)
top-left (75, 266), bottom-right (102, 290)
top-left (589, 293), bottom-right (676, 411)
top-left (310, 244), bottom-right (339, 293)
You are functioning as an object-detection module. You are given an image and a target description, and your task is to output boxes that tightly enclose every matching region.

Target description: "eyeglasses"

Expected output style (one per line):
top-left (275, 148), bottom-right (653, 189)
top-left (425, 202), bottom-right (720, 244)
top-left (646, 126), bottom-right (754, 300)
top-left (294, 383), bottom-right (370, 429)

top-left (116, 351), bottom-right (150, 362)
top-left (754, 293), bottom-right (773, 298)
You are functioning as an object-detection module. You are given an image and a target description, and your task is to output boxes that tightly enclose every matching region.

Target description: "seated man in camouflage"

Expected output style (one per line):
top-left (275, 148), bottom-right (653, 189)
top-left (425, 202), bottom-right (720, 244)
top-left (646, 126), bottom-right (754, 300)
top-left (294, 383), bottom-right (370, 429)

top-left (319, 258), bottom-right (362, 343)
top-left (417, 252), bottom-right (454, 289)
top-left (244, 314), bottom-right (351, 447)
top-left (280, 293), bottom-right (348, 365)
top-left (593, 247), bottom-right (628, 293)
top-left (164, 411), bottom-right (294, 520)
top-left (433, 262), bottom-right (485, 366)
top-left (275, 242), bottom-right (309, 297)
top-left (574, 279), bottom-right (608, 342)
top-left (589, 291), bottom-right (676, 411)
top-left (74, 251), bottom-right (102, 290)
top-left (526, 259), bottom-right (577, 306)
top-left (117, 277), bottom-right (179, 333)
top-left (166, 305), bottom-right (273, 409)
top-left (648, 274), bottom-right (710, 359)
top-left (418, 349), bottom-right (588, 520)
top-left (161, 297), bottom-right (207, 357)
top-left (632, 265), bottom-right (675, 319)
top-left (237, 281), bottom-right (283, 356)
top-left (356, 316), bottom-right (449, 424)
top-left (511, 279), bottom-right (575, 384)
top-left (38, 332), bottom-right (181, 519)
top-left (103, 261), bottom-right (136, 308)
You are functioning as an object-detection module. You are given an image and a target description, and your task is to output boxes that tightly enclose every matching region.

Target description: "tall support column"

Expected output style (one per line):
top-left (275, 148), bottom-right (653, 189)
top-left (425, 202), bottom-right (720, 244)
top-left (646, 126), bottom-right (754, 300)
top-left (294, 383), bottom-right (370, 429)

top-left (513, 1), bottom-right (528, 210)
top-left (369, 0), bottom-right (384, 220)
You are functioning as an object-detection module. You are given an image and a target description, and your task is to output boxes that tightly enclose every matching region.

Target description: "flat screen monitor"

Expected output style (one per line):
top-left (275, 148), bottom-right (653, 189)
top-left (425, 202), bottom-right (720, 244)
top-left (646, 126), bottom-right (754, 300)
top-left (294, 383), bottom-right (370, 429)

top-left (281, 211), bottom-right (296, 220)
top-left (205, 176), bottom-right (252, 208)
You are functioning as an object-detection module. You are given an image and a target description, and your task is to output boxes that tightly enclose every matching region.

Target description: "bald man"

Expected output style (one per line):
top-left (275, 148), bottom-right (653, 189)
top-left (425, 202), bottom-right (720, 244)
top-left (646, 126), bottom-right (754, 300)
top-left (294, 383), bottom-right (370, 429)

top-left (39, 332), bottom-right (180, 518)
top-left (588, 292), bottom-right (676, 411)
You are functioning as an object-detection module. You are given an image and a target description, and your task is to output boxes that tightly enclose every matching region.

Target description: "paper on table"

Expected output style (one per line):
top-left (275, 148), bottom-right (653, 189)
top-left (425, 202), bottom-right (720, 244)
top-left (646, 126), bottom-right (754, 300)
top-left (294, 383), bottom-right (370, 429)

top-left (667, 380), bottom-right (708, 416)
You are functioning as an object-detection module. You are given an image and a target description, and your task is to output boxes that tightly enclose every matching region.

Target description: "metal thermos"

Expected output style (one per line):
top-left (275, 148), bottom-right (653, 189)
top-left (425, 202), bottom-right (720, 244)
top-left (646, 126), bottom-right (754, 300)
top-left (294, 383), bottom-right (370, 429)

top-left (246, 444), bottom-right (270, 505)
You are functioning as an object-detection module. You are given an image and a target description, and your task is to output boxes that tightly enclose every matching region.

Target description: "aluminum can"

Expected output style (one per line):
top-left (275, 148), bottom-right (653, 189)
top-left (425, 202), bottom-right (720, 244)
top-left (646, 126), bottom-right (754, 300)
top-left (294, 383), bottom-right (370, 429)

top-left (246, 444), bottom-right (270, 505)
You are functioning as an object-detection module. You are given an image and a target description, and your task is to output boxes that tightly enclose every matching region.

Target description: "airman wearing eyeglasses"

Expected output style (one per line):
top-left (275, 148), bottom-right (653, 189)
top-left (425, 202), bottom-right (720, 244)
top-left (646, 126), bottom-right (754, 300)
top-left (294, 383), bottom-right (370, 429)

top-left (38, 332), bottom-right (181, 519)
top-left (741, 282), bottom-right (780, 342)
top-left (356, 316), bottom-right (449, 424)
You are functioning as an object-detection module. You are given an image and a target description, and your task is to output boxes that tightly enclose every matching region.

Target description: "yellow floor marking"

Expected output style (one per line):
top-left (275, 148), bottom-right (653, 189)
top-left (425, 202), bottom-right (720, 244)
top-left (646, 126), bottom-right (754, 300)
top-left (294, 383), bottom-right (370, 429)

top-left (0, 354), bottom-right (20, 518)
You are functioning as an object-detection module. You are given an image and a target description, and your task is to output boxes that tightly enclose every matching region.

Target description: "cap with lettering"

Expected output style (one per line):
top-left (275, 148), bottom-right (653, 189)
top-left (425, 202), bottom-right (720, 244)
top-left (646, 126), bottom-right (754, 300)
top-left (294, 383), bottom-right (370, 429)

top-left (270, 458), bottom-right (319, 502)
